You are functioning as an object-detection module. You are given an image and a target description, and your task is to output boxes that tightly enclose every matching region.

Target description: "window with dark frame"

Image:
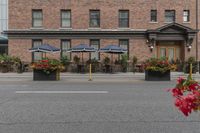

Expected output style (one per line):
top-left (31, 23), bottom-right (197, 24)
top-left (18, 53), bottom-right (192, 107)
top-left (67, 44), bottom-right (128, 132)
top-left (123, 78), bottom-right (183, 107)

top-left (32, 40), bottom-right (42, 61)
top-left (150, 10), bottom-right (157, 22)
top-left (61, 10), bottom-right (71, 28)
top-left (183, 10), bottom-right (190, 22)
top-left (119, 39), bottom-right (129, 59)
top-left (32, 10), bottom-right (43, 27)
top-left (165, 10), bottom-right (175, 22)
top-left (90, 39), bottom-right (100, 60)
top-left (61, 40), bottom-right (71, 60)
top-left (119, 10), bottom-right (129, 28)
top-left (89, 10), bottom-right (100, 28)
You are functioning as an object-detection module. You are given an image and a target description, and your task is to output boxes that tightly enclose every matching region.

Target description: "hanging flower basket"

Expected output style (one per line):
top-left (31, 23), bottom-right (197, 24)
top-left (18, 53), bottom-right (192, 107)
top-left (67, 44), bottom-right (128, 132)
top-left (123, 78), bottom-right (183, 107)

top-left (168, 76), bottom-right (200, 116)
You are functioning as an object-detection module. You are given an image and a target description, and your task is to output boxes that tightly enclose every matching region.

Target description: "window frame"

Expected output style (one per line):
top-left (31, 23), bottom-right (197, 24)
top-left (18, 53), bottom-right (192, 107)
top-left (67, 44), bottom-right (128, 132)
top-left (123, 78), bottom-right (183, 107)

top-left (165, 10), bottom-right (176, 23)
top-left (60, 39), bottom-right (71, 60)
top-left (183, 10), bottom-right (190, 22)
top-left (89, 10), bottom-right (100, 28)
top-left (90, 39), bottom-right (100, 60)
top-left (32, 39), bottom-right (42, 62)
top-left (150, 10), bottom-right (157, 22)
top-left (119, 10), bottom-right (129, 28)
top-left (32, 9), bottom-right (43, 28)
top-left (119, 39), bottom-right (129, 59)
top-left (60, 9), bottom-right (71, 28)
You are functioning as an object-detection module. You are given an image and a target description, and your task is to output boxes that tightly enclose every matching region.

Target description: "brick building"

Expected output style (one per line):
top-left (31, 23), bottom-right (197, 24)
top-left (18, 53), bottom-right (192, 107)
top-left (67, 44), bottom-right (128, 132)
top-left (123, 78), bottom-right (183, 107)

top-left (5, 0), bottom-right (200, 63)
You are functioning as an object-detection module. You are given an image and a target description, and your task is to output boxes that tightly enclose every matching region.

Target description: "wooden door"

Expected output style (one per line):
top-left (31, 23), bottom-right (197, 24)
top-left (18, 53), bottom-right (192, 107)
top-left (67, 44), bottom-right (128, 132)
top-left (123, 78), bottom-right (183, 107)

top-left (157, 44), bottom-right (181, 61)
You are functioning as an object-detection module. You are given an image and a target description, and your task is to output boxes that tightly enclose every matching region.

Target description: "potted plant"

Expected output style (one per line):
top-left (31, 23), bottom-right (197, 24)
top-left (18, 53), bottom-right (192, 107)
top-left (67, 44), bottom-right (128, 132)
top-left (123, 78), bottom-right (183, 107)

top-left (103, 56), bottom-right (110, 73)
top-left (31, 58), bottom-right (64, 81)
top-left (12, 57), bottom-right (23, 73)
top-left (86, 58), bottom-right (99, 73)
top-left (73, 55), bottom-right (85, 73)
top-left (61, 56), bottom-right (71, 72)
top-left (120, 54), bottom-right (128, 72)
top-left (0, 54), bottom-right (13, 73)
top-left (168, 76), bottom-right (200, 116)
top-left (184, 57), bottom-right (198, 74)
top-left (144, 57), bottom-right (173, 81)
top-left (132, 56), bottom-right (138, 73)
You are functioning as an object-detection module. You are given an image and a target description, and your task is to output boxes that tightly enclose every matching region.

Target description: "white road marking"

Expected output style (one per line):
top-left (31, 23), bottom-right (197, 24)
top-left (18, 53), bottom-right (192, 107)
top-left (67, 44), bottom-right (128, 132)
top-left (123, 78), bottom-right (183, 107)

top-left (15, 91), bottom-right (109, 94)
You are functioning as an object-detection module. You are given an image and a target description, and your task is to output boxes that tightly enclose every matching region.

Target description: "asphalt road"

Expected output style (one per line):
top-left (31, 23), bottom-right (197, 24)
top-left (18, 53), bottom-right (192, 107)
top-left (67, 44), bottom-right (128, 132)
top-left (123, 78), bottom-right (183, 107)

top-left (0, 80), bottom-right (200, 133)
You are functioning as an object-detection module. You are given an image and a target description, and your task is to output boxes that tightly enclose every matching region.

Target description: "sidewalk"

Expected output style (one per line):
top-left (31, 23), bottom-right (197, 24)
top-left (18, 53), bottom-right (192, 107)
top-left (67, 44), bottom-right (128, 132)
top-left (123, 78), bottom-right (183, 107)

top-left (0, 72), bottom-right (199, 82)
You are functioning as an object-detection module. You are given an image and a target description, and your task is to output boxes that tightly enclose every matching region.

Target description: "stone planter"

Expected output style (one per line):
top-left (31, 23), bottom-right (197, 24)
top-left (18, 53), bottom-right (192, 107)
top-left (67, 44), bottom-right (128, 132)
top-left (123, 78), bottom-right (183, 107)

top-left (33, 69), bottom-right (60, 81)
top-left (145, 70), bottom-right (170, 81)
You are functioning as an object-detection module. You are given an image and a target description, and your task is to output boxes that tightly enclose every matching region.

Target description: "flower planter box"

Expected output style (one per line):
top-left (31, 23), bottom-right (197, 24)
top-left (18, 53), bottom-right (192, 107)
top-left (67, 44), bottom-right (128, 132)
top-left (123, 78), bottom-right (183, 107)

top-left (145, 70), bottom-right (170, 81)
top-left (33, 69), bottom-right (60, 81)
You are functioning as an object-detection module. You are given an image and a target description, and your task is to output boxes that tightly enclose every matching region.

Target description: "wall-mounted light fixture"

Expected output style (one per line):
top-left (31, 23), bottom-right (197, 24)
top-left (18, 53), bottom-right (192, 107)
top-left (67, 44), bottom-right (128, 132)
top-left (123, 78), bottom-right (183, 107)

top-left (188, 45), bottom-right (192, 51)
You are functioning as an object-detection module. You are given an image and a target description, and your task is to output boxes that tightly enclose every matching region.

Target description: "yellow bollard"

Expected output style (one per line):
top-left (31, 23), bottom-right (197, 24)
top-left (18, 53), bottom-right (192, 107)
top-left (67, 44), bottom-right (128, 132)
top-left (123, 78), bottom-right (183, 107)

top-left (89, 63), bottom-right (92, 81)
top-left (189, 63), bottom-right (192, 79)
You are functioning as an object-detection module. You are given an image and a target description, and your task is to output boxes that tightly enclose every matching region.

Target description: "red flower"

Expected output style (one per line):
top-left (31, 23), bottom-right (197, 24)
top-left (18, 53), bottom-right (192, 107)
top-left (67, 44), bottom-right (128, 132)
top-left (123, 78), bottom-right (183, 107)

top-left (172, 88), bottom-right (183, 97)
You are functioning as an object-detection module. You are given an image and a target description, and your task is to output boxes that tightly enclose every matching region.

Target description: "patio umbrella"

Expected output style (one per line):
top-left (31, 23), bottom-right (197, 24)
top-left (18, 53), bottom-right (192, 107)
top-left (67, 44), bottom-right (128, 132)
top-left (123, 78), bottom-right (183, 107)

top-left (29, 44), bottom-right (60, 53)
top-left (67, 44), bottom-right (98, 80)
top-left (99, 45), bottom-right (127, 72)
top-left (67, 44), bottom-right (98, 63)
top-left (29, 44), bottom-right (60, 58)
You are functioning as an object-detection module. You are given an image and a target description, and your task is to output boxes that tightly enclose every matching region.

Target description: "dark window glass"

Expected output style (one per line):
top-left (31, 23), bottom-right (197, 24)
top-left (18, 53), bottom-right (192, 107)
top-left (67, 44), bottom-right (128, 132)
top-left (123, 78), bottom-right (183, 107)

top-left (32, 10), bottom-right (43, 27)
top-left (151, 10), bottom-right (157, 22)
top-left (90, 10), bottom-right (100, 27)
top-left (119, 10), bottom-right (129, 28)
top-left (61, 10), bottom-right (71, 27)
top-left (90, 40), bottom-right (100, 60)
top-left (165, 10), bottom-right (175, 22)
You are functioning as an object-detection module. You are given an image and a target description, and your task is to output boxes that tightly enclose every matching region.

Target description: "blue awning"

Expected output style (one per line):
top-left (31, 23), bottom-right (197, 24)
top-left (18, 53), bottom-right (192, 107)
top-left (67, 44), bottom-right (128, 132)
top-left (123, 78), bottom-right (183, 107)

top-left (0, 36), bottom-right (8, 44)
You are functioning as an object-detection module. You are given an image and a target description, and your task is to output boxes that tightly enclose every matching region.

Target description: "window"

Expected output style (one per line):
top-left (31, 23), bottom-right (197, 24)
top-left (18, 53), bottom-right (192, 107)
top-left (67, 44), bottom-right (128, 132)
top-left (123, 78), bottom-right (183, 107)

top-left (61, 40), bottom-right (71, 60)
top-left (89, 10), bottom-right (100, 28)
top-left (119, 39), bottom-right (129, 59)
top-left (32, 10), bottom-right (43, 27)
top-left (90, 40), bottom-right (100, 60)
top-left (150, 10), bottom-right (157, 22)
top-left (119, 10), bottom-right (129, 28)
top-left (61, 10), bottom-right (71, 28)
top-left (32, 40), bottom-right (42, 61)
top-left (165, 10), bottom-right (175, 22)
top-left (183, 10), bottom-right (190, 22)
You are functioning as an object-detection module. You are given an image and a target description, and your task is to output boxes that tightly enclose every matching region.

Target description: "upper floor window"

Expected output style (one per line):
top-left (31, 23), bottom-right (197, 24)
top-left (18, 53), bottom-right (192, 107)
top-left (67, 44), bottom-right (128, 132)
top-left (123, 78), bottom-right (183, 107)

top-left (183, 10), bottom-right (190, 22)
top-left (150, 10), bottom-right (157, 22)
top-left (165, 10), bottom-right (175, 23)
top-left (89, 10), bottom-right (100, 28)
top-left (32, 10), bottom-right (43, 27)
top-left (61, 40), bottom-right (71, 60)
top-left (90, 39), bottom-right (100, 60)
top-left (61, 10), bottom-right (71, 28)
top-left (119, 10), bottom-right (129, 28)
top-left (32, 40), bottom-right (42, 61)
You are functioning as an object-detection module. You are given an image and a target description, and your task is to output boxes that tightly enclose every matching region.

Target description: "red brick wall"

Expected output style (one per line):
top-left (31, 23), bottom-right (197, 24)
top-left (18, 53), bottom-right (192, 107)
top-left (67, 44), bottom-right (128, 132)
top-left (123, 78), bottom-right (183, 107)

top-left (9, 0), bottom-right (197, 30)
top-left (8, 0), bottom-right (199, 62)
top-left (8, 39), bottom-right (32, 62)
